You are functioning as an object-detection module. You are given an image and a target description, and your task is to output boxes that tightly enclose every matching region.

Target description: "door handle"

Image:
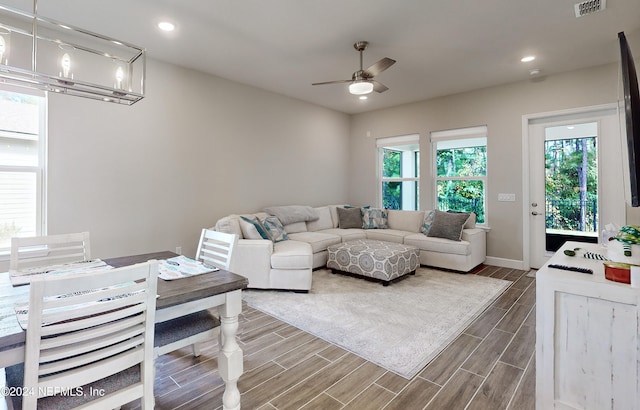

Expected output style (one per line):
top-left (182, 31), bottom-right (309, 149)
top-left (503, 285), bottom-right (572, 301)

top-left (531, 211), bottom-right (542, 216)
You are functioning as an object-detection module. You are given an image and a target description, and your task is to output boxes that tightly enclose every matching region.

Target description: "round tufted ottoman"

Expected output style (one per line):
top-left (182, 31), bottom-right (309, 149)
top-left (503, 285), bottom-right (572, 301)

top-left (327, 239), bottom-right (420, 285)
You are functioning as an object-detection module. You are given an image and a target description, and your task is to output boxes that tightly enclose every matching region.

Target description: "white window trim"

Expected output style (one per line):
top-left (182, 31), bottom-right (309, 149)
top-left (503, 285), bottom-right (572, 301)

top-left (377, 134), bottom-right (420, 210)
top-left (0, 89), bottom-right (47, 259)
top-left (431, 126), bottom-right (487, 225)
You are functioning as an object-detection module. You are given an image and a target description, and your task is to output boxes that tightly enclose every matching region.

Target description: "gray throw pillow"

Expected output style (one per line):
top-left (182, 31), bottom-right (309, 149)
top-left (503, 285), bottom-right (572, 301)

top-left (426, 210), bottom-right (470, 241)
top-left (337, 207), bottom-right (363, 229)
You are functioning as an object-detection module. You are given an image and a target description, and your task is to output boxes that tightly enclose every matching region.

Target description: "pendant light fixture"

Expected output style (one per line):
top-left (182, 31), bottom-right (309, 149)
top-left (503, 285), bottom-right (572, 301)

top-left (0, 0), bottom-right (145, 105)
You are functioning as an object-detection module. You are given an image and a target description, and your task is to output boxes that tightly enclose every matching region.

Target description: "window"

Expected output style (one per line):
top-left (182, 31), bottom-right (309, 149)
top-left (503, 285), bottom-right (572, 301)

top-left (431, 126), bottom-right (487, 224)
top-left (0, 88), bottom-right (46, 252)
top-left (377, 134), bottom-right (419, 210)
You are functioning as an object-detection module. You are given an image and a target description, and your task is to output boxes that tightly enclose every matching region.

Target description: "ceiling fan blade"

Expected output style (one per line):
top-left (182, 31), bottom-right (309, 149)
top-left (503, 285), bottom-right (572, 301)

top-left (363, 57), bottom-right (396, 78)
top-left (312, 80), bottom-right (352, 86)
top-left (372, 81), bottom-right (389, 93)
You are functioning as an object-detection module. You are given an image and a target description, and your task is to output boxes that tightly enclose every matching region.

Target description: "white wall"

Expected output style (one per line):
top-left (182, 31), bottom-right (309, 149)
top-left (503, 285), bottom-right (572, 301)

top-left (45, 58), bottom-right (350, 259)
top-left (348, 63), bottom-right (628, 265)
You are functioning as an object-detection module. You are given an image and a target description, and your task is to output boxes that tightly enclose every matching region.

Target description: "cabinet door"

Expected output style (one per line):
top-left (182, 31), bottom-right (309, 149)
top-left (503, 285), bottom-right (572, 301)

top-left (551, 291), bottom-right (639, 409)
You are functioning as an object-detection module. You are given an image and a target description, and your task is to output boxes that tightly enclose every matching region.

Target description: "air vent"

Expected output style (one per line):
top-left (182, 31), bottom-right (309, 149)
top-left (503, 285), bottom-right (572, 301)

top-left (574, 0), bottom-right (606, 17)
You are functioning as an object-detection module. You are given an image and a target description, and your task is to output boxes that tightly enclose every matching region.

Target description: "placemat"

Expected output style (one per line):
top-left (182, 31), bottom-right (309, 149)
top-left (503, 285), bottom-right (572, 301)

top-left (158, 255), bottom-right (218, 280)
top-left (10, 259), bottom-right (113, 286)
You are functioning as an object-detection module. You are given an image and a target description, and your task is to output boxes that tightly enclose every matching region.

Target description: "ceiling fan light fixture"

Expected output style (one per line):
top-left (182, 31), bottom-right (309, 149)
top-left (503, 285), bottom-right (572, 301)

top-left (349, 80), bottom-right (373, 95)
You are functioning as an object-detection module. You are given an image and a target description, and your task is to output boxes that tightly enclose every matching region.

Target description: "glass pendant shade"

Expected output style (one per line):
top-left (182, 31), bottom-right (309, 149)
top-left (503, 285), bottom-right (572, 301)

top-left (0, 3), bottom-right (145, 105)
top-left (348, 80), bottom-right (374, 95)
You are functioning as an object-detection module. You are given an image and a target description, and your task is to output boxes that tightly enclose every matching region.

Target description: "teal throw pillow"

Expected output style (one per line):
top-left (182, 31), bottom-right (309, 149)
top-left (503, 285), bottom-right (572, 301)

top-left (362, 208), bottom-right (388, 229)
top-left (261, 216), bottom-right (289, 243)
top-left (420, 210), bottom-right (435, 235)
top-left (239, 216), bottom-right (270, 240)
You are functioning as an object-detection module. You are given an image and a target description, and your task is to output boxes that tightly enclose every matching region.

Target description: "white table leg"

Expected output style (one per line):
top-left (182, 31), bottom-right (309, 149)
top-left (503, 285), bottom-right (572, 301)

top-left (218, 290), bottom-right (243, 410)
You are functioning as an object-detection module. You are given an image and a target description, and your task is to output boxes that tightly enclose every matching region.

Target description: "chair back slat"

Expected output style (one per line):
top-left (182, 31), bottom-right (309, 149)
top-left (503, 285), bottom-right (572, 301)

top-left (195, 229), bottom-right (238, 270)
top-left (10, 232), bottom-right (91, 272)
top-left (39, 332), bottom-right (145, 375)
top-left (41, 314), bottom-right (144, 350)
top-left (19, 260), bottom-right (157, 409)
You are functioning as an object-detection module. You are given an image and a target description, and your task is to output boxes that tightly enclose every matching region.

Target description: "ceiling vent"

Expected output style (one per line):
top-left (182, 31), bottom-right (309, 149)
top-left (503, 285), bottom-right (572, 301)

top-left (574, 0), bottom-right (606, 17)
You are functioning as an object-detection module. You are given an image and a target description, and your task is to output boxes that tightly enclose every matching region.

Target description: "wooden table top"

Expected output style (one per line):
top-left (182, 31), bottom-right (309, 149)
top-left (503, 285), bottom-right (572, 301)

top-left (0, 251), bottom-right (248, 351)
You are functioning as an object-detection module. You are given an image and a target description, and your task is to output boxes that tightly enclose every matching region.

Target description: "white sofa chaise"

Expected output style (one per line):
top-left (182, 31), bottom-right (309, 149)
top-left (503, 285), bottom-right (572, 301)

top-left (214, 205), bottom-right (486, 291)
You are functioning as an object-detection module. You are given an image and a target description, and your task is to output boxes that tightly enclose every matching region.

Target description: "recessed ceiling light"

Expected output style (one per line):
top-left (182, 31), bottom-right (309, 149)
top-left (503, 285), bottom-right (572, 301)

top-left (158, 21), bottom-right (175, 32)
top-left (359, 95), bottom-right (368, 100)
top-left (521, 56), bottom-right (536, 63)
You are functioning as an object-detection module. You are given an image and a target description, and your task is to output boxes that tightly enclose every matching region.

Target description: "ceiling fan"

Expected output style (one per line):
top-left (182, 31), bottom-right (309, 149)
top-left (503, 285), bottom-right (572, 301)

top-left (312, 41), bottom-right (396, 95)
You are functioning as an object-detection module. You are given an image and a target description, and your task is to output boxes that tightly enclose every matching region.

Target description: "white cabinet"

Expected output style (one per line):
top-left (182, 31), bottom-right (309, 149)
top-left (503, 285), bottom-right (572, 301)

top-left (536, 242), bottom-right (640, 410)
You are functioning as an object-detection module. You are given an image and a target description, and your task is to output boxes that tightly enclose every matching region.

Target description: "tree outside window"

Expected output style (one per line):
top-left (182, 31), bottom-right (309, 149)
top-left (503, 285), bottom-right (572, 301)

top-left (378, 135), bottom-right (419, 211)
top-left (432, 129), bottom-right (487, 224)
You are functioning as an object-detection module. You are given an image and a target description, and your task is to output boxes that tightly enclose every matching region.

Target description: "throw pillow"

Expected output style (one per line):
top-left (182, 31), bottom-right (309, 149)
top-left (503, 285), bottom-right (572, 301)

top-left (447, 210), bottom-right (476, 228)
top-left (426, 210), bottom-right (470, 241)
top-left (263, 205), bottom-right (319, 225)
top-left (239, 216), bottom-right (270, 240)
top-left (362, 208), bottom-right (388, 229)
top-left (337, 206), bottom-right (363, 229)
top-left (420, 210), bottom-right (436, 234)
top-left (261, 216), bottom-right (289, 243)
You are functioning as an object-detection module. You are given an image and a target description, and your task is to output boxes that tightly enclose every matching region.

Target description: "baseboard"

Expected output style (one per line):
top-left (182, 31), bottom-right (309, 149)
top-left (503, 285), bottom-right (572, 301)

top-left (484, 256), bottom-right (526, 270)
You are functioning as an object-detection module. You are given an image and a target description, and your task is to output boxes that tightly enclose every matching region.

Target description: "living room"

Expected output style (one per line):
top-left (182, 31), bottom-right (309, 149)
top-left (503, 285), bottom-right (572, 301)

top-left (0, 1), bottom-right (638, 269)
top-left (1, 0), bottom-right (640, 409)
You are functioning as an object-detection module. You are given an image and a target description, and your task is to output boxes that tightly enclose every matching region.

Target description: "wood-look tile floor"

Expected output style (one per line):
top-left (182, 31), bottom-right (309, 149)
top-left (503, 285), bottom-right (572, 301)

top-left (2, 266), bottom-right (536, 410)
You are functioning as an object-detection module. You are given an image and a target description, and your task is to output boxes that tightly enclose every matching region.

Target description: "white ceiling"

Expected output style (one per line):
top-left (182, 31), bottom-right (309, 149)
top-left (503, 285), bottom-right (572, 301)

top-left (3, 0), bottom-right (640, 114)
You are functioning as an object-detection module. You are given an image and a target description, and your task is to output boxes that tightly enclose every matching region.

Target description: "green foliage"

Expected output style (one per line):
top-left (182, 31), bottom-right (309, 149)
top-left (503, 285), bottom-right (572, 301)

top-left (436, 146), bottom-right (486, 177)
top-left (436, 145), bottom-right (486, 223)
top-left (382, 149), bottom-right (401, 178)
top-left (545, 137), bottom-right (598, 232)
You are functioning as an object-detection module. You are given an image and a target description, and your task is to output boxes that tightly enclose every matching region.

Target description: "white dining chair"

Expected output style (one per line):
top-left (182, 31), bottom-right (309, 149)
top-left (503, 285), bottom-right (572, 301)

top-left (4, 260), bottom-right (158, 410)
top-left (195, 229), bottom-right (238, 271)
top-left (154, 229), bottom-right (238, 358)
top-left (10, 231), bottom-right (91, 273)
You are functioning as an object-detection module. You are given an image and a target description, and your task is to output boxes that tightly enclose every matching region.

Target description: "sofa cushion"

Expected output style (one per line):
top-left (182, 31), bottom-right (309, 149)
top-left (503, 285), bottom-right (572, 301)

top-left (404, 233), bottom-right (471, 256)
top-left (262, 216), bottom-right (289, 242)
top-left (306, 206), bottom-right (334, 232)
top-left (239, 216), bottom-right (270, 240)
top-left (271, 240), bottom-right (313, 269)
top-left (319, 228), bottom-right (367, 242)
top-left (287, 231), bottom-right (342, 253)
top-left (386, 209), bottom-right (425, 232)
top-left (284, 221), bottom-right (307, 234)
top-left (365, 229), bottom-right (411, 243)
top-left (215, 215), bottom-right (243, 238)
top-left (362, 208), bottom-right (388, 229)
top-left (337, 207), bottom-right (363, 229)
top-left (427, 210), bottom-right (470, 241)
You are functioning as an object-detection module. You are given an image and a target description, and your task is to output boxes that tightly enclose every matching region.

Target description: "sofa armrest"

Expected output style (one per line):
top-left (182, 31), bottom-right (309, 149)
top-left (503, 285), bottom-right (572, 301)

top-left (231, 239), bottom-right (273, 289)
top-left (462, 228), bottom-right (486, 264)
top-left (461, 228), bottom-right (485, 242)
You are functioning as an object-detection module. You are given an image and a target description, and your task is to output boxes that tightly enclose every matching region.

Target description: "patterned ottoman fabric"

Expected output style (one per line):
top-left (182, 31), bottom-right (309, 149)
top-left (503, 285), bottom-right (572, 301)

top-left (327, 239), bottom-right (420, 284)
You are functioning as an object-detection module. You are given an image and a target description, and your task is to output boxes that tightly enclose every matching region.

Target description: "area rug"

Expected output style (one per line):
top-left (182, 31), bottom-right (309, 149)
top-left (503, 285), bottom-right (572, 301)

top-left (242, 267), bottom-right (511, 379)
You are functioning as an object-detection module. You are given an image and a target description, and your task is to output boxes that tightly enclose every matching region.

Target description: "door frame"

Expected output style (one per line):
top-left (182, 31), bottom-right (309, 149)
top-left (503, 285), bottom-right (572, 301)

top-left (521, 103), bottom-right (621, 270)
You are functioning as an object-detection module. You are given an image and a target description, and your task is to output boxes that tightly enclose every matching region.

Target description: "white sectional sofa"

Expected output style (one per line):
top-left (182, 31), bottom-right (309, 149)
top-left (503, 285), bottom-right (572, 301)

top-left (214, 205), bottom-right (486, 291)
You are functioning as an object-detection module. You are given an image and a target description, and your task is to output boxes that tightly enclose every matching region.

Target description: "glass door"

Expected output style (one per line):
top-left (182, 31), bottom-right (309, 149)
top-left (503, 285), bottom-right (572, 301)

top-left (543, 122), bottom-right (599, 252)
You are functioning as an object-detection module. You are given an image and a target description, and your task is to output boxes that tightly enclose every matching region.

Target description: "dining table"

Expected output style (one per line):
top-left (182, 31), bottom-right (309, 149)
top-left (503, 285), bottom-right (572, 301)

top-left (0, 251), bottom-right (249, 410)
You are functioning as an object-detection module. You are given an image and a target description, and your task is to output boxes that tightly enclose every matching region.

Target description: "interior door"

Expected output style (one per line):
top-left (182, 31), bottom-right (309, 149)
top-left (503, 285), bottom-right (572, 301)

top-left (527, 106), bottom-right (623, 269)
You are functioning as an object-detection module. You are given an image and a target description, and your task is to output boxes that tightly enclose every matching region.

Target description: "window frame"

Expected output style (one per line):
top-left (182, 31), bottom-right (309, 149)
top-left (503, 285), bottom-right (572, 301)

top-left (0, 87), bottom-right (47, 255)
top-left (431, 126), bottom-right (487, 225)
top-left (377, 134), bottom-right (420, 211)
